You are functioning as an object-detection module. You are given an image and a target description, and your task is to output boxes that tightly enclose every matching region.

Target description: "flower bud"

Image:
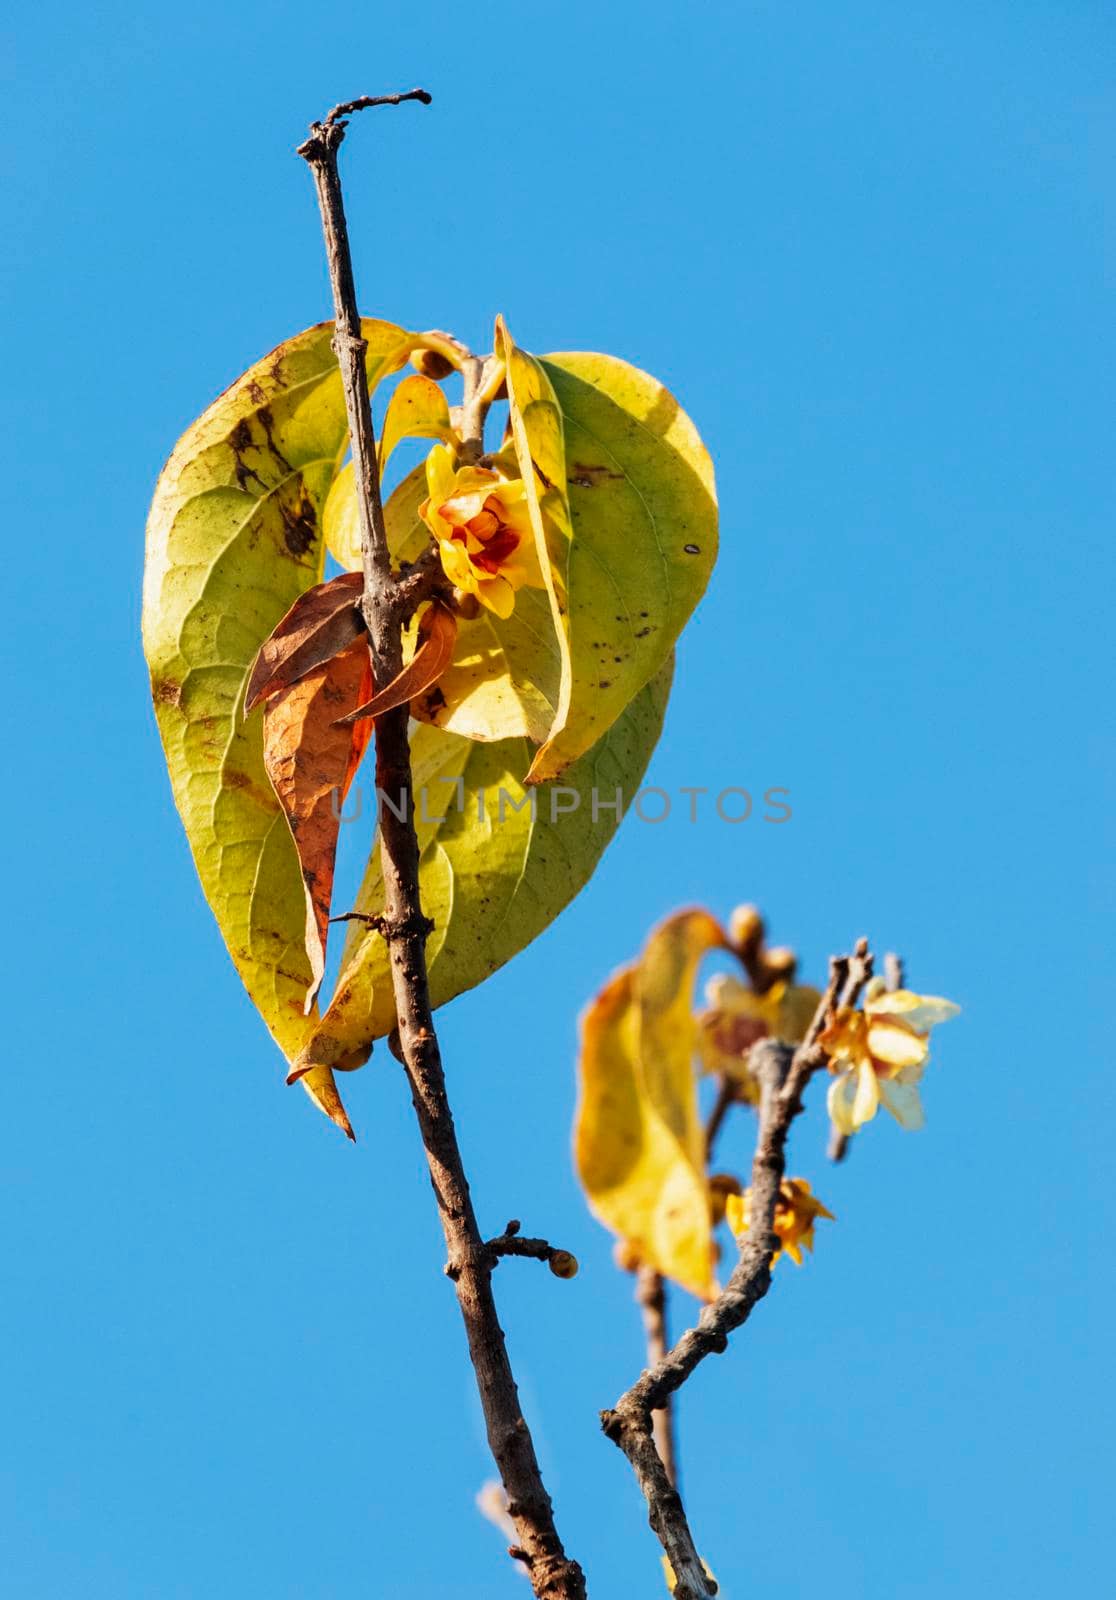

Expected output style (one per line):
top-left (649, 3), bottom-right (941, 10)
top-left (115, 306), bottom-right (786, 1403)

top-left (708, 1172), bottom-right (744, 1224)
top-left (761, 945), bottom-right (798, 982)
top-left (612, 1238), bottom-right (643, 1274)
top-left (729, 904), bottom-right (764, 954)
top-left (410, 346), bottom-right (455, 381)
top-left (548, 1250), bottom-right (579, 1279)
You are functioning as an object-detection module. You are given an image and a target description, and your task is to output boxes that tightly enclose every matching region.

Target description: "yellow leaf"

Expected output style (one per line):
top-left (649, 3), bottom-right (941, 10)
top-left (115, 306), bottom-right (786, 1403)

top-left (323, 455), bottom-right (433, 573)
top-left (496, 318), bottom-right (717, 783)
top-left (575, 909), bottom-right (726, 1299)
top-left (379, 372), bottom-right (454, 471)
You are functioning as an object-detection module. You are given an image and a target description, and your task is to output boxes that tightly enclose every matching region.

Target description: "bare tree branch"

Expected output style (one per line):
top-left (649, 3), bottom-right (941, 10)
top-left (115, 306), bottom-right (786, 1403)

top-left (602, 941), bottom-right (873, 1598)
top-left (298, 97), bottom-right (586, 1600)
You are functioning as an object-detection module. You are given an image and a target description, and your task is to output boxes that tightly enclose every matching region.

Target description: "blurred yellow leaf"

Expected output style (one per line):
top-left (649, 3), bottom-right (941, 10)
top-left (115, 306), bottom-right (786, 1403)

top-left (575, 909), bottom-right (726, 1298)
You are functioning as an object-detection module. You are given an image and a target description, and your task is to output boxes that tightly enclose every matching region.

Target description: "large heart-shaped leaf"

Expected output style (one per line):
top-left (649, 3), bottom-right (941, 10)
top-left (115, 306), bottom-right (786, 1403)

top-left (289, 660), bottom-right (673, 1084)
top-left (143, 319), bottom-right (413, 1133)
top-left (498, 321), bottom-right (718, 784)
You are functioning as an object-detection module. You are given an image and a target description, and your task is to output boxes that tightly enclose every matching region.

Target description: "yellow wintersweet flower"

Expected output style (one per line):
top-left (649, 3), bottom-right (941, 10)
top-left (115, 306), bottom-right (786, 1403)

top-left (821, 980), bottom-right (960, 1135)
top-left (419, 443), bottom-right (543, 619)
top-left (725, 1177), bottom-right (834, 1266)
top-left (696, 973), bottom-right (821, 1102)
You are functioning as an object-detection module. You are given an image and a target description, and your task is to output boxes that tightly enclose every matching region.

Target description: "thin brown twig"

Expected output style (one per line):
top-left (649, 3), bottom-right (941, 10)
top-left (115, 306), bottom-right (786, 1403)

top-left (298, 99), bottom-right (585, 1600)
top-left (486, 1220), bottom-right (578, 1278)
top-left (635, 1265), bottom-right (677, 1487)
top-left (703, 1075), bottom-right (735, 1162)
top-left (633, 1047), bottom-right (767, 1495)
top-left (636, 1070), bottom-right (739, 1492)
top-left (321, 89), bottom-right (432, 128)
top-left (602, 941), bottom-right (873, 1599)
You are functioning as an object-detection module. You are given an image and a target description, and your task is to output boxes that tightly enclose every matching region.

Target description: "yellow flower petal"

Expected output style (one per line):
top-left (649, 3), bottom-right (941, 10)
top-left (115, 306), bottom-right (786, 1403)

top-left (877, 1074), bottom-right (926, 1130)
top-left (437, 536), bottom-right (476, 591)
top-left (851, 1056), bottom-right (880, 1127)
top-left (869, 990), bottom-right (960, 1030)
top-left (703, 973), bottom-right (756, 1015)
top-left (819, 1008), bottom-right (866, 1065)
top-left (476, 573), bottom-right (517, 619)
top-left (827, 1069), bottom-right (859, 1135)
top-left (724, 1190), bottom-right (748, 1238)
top-left (865, 1017), bottom-right (929, 1070)
top-left (424, 441), bottom-right (457, 500)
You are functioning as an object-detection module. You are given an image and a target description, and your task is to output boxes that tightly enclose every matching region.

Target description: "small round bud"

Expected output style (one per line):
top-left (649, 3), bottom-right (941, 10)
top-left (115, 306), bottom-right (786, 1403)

top-left (452, 588), bottom-right (482, 622)
top-left (761, 945), bottom-right (798, 982)
top-left (708, 1172), bottom-right (744, 1224)
top-left (612, 1238), bottom-right (643, 1274)
top-left (729, 904), bottom-right (764, 954)
top-left (410, 346), bottom-right (455, 380)
top-left (548, 1250), bottom-right (578, 1279)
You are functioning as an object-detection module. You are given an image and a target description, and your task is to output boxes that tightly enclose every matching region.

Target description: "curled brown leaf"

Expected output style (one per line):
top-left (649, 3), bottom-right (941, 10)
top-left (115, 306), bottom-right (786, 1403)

top-left (334, 599), bottom-right (458, 727)
top-left (245, 571), bottom-right (365, 713)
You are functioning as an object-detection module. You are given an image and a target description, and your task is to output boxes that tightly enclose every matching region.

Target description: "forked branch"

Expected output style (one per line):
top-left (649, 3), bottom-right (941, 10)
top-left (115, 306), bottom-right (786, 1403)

top-left (603, 942), bottom-right (873, 1598)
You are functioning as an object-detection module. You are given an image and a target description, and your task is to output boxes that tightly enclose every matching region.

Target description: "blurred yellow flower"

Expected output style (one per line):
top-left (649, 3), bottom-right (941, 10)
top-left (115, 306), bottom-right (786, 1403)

top-left (696, 973), bottom-right (821, 1102)
top-left (725, 1177), bottom-right (834, 1266)
top-left (419, 443), bottom-right (543, 618)
top-left (821, 980), bottom-right (959, 1134)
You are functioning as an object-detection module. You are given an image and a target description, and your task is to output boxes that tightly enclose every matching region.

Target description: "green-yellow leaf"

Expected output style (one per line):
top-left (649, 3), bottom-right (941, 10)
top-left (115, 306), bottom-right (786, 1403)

top-left (575, 908), bottom-right (726, 1298)
top-left (142, 319), bottom-right (413, 1133)
top-left (289, 661), bottom-right (672, 1082)
top-left (497, 319), bottom-right (718, 784)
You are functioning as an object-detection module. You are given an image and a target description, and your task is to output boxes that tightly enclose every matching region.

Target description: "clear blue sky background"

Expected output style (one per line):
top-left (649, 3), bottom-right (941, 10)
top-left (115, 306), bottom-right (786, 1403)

top-left (2, 3), bottom-right (1112, 1597)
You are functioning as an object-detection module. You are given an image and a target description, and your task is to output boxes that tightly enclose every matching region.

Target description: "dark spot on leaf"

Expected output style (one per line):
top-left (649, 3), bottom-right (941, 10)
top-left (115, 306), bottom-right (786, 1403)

top-left (568, 463), bottom-right (624, 488)
top-left (634, 626), bottom-right (653, 639)
top-left (279, 491), bottom-right (318, 558)
top-left (683, 544), bottom-right (700, 555)
top-left (247, 379), bottom-right (267, 406)
top-left (155, 678), bottom-right (182, 706)
top-left (229, 418), bottom-right (267, 493)
top-left (599, 679), bottom-right (612, 689)
top-left (257, 406), bottom-right (294, 473)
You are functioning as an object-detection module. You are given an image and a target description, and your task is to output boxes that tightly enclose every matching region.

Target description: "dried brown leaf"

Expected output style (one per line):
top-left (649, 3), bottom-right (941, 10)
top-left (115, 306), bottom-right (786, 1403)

top-left (334, 600), bottom-right (458, 727)
top-left (262, 638), bottom-right (374, 1011)
top-left (245, 571), bottom-right (365, 712)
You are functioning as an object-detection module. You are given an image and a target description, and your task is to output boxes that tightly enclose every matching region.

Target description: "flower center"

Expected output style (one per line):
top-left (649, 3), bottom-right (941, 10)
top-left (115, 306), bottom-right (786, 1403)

top-left (447, 494), bottom-right (522, 575)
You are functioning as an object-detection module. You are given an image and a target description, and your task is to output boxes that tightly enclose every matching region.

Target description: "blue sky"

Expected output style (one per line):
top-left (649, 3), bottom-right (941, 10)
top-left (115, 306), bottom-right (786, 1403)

top-left (2, 2), bottom-right (1112, 1596)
